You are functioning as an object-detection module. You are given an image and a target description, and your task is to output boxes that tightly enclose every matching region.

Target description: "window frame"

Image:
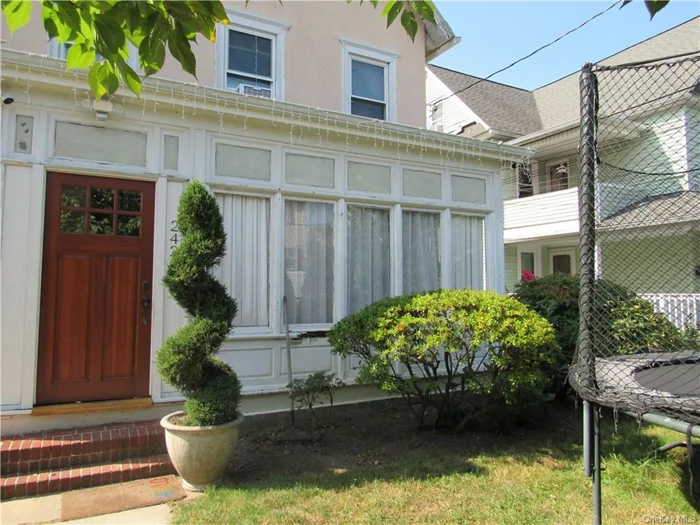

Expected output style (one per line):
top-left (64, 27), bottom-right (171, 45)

top-left (516, 163), bottom-right (534, 198)
top-left (546, 158), bottom-right (570, 192)
top-left (341, 38), bottom-right (398, 123)
top-left (516, 244), bottom-right (541, 280)
top-left (47, 39), bottom-right (139, 70)
top-left (215, 8), bottom-right (289, 100)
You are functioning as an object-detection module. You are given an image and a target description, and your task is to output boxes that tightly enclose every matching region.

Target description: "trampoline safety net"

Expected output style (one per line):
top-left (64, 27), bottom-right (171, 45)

top-left (570, 53), bottom-right (700, 424)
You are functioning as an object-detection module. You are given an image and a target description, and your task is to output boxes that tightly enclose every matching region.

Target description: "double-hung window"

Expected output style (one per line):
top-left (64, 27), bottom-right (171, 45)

top-left (216, 10), bottom-right (289, 99)
top-left (428, 102), bottom-right (444, 132)
top-left (342, 39), bottom-right (398, 122)
top-left (547, 160), bottom-right (569, 192)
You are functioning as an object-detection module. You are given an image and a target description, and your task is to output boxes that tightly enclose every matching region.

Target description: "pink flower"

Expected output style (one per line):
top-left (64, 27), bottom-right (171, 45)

top-left (521, 270), bottom-right (536, 282)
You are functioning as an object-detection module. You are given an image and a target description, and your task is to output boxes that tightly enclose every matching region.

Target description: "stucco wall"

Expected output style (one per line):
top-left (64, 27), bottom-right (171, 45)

top-left (1, 1), bottom-right (427, 127)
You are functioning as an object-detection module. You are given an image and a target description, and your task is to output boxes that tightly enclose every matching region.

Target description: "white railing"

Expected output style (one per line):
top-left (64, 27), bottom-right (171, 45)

top-left (503, 188), bottom-right (579, 242)
top-left (639, 293), bottom-right (700, 330)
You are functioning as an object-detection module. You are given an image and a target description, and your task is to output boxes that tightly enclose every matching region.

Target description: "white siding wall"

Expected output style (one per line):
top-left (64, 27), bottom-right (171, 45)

top-left (425, 68), bottom-right (484, 135)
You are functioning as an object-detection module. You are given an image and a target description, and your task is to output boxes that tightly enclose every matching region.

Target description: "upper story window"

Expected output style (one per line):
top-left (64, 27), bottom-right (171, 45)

top-left (428, 101), bottom-right (444, 132)
top-left (216, 9), bottom-right (289, 100)
top-left (47, 39), bottom-right (138, 70)
top-left (341, 39), bottom-right (398, 122)
top-left (547, 160), bottom-right (569, 192)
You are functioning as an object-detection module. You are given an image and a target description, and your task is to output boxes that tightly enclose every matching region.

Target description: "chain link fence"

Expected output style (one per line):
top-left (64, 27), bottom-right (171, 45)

top-left (571, 53), bottom-right (700, 424)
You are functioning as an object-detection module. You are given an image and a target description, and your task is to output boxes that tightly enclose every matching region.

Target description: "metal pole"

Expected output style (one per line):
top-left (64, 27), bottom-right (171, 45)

top-left (621, 411), bottom-right (700, 438)
top-left (583, 400), bottom-right (593, 477)
top-left (577, 62), bottom-right (598, 393)
top-left (592, 404), bottom-right (602, 525)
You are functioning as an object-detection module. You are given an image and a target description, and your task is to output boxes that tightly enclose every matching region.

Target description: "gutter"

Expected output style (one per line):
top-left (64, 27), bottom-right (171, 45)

top-left (1, 49), bottom-right (532, 163)
top-left (425, 35), bottom-right (461, 62)
top-left (507, 119), bottom-right (580, 146)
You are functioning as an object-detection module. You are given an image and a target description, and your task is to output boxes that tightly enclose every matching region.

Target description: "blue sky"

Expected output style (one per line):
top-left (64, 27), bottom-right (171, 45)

top-left (431, 1), bottom-right (699, 90)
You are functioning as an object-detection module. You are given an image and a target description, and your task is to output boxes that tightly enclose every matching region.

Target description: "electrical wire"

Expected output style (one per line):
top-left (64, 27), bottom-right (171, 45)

top-left (428, 0), bottom-right (623, 108)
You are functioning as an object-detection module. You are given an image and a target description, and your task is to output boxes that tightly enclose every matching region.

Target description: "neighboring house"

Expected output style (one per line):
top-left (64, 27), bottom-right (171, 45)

top-left (426, 17), bottom-right (700, 324)
top-left (0, 2), bottom-right (528, 432)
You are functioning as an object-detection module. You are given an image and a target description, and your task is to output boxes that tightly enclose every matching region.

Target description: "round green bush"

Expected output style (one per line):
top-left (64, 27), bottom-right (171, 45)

top-left (514, 274), bottom-right (685, 397)
top-left (330, 289), bottom-right (557, 429)
top-left (156, 181), bottom-right (241, 427)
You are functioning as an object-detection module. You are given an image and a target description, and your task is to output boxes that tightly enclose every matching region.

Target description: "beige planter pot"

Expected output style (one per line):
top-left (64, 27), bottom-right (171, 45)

top-left (161, 411), bottom-right (244, 492)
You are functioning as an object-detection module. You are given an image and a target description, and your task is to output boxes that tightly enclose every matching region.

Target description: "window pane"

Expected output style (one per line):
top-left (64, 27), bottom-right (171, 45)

top-left (215, 195), bottom-right (270, 327)
top-left (347, 206), bottom-right (391, 314)
top-left (89, 213), bottom-right (113, 235)
top-left (452, 216), bottom-right (484, 289)
top-left (552, 254), bottom-right (572, 275)
top-left (118, 190), bottom-right (141, 212)
top-left (520, 252), bottom-right (535, 274)
top-left (61, 185), bottom-right (86, 208)
top-left (284, 201), bottom-right (334, 324)
top-left (403, 211), bottom-right (440, 294)
top-left (228, 30), bottom-right (272, 78)
top-left (90, 188), bottom-right (114, 210)
top-left (548, 162), bottom-right (568, 191)
top-left (117, 215), bottom-right (141, 237)
top-left (351, 98), bottom-right (385, 120)
top-left (60, 211), bottom-right (85, 233)
top-left (351, 60), bottom-right (385, 101)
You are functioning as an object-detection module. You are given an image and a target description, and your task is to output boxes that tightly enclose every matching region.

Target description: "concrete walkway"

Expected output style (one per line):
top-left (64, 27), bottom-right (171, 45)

top-left (0, 487), bottom-right (200, 524)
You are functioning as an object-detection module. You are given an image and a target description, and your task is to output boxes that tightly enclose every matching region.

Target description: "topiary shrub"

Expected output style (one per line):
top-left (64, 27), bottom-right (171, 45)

top-left (514, 275), bottom-right (686, 397)
top-left (156, 180), bottom-right (241, 427)
top-left (329, 289), bottom-right (557, 429)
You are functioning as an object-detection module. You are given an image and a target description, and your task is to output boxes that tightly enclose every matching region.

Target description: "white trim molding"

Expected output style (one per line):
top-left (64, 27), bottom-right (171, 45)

top-left (215, 7), bottom-right (290, 100)
top-left (340, 38), bottom-right (399, 123)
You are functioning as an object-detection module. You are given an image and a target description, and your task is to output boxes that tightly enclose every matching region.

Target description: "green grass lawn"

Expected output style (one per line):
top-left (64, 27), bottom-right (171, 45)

top-left (172, 401), bottom-right (699, 525)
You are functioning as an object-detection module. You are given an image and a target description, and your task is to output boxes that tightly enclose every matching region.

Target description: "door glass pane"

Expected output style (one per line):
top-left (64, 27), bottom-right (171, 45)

top-left (60, 210), bottom-right (86, 233)
top-left (552, 254), bottom-right (572, 275)
top-left (403, 211), bottom-right (440, 294)
top-left (118, 190), bottom-right (141, 212)
top-left (351, 60), bottom-right (385, 101)
top-left (284, 201), bottom-right (334, 324)
top-left (351, 98), bottom-right (385, 120)
top-left (61, 185), bottom-right (86, 208)
top-left (89, 213), bottom-right (113, 235)
top-left (90, 187), bottom-right (114, 210)
top-left (347, 206), bottom-right (391, 314)
top-left (117, 215), bottom-right (141, 236)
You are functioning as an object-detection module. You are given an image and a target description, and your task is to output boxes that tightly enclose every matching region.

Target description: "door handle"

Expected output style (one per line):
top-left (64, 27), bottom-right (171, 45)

top-left (142, 280), bottom-right (151, 324)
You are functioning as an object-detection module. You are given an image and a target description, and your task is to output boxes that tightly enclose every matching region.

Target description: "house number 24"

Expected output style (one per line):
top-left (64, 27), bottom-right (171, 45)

top-left (170, 220), bottom-right (179, 250)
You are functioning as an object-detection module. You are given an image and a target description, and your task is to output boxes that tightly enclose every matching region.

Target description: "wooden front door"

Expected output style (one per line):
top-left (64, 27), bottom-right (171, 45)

top-left (36, 173), bottom-right (155, 405)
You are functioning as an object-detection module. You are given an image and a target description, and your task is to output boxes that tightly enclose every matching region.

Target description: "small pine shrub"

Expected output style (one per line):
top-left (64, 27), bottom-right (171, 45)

top-left (288, 372), bottom-right (343, 431)
top-left (156, 181), bottom-right (241, 427)
top-left (329, 289), bottom-right (557, 429)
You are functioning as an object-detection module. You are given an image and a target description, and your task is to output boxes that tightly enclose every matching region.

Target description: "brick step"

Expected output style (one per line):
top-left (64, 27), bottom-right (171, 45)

top-left (0, 453), bottom-right (175, 500)
top-left (1, 420), bottom-right (166, 476)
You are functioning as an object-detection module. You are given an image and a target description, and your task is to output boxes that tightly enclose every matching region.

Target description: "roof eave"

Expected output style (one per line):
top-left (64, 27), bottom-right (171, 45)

top-left (424, 8), bottom-right (459, 61)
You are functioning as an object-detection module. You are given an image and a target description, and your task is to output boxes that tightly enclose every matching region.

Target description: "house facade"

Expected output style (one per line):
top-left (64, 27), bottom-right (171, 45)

top-left (426, 17), bottom-right (700, 325)
top-left (0, 2), bottom-right (528, 432)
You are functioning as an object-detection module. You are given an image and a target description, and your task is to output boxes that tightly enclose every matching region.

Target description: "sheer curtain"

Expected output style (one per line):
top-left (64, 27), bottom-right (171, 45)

top-left (284, 200), bottom-right (334, 324)
top-left (403, 211), bottom-right (440, 294)
top-left (452, 215), bottom-right (484, 290)
top-left (347, 206), bottom-right (390, 313)
top-left (214, 194), bottom-right (270, 327)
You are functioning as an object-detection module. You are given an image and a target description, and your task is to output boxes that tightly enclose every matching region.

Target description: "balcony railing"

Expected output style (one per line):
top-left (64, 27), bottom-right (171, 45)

top-left (640, 293), bottom-right (700, 330)
top-left (504, 187), bottom-right (579, 243)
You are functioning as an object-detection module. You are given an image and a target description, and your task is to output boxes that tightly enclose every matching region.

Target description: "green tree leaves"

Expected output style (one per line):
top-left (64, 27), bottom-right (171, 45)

top-left (2, 0), bottom-right (32, 33)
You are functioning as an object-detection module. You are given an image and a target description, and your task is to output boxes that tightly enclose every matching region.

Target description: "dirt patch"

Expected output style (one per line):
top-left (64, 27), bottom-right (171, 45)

top-left (222, 399), bottom-right (581, 487)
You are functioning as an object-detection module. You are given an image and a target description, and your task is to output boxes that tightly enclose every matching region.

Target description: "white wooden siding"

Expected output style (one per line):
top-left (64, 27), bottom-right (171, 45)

top-left (425, 68), bottom-right (484, 135)
top-left (504, 187), bottom-right (579, 243)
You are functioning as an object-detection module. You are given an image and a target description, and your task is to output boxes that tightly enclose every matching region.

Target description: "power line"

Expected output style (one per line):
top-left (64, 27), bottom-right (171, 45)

top-left (428, 0), bottom-right (623, 108)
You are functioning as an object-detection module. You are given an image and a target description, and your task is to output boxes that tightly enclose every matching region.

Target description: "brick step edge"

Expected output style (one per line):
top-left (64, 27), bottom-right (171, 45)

top-left (1, 423), bottom-right (166, 476)
top-left (1, 453), bottom-right (175, 500)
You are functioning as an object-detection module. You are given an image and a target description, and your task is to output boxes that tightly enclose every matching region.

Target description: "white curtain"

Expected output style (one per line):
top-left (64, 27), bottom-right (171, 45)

top-left (214, 194), bottom-right (270, 327)
top-left (347, 206), bottom-right (391, 313)
top-left (284, 200), bottom-right (334, 324)
top-left (403, 211), bottom-right (440, 294)
top-left (452, 215), bottom-right (484, 290)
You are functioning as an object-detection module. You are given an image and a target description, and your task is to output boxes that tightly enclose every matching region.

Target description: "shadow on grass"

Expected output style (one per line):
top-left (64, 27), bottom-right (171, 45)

top-left (218, 400), bottom-right (674, 495)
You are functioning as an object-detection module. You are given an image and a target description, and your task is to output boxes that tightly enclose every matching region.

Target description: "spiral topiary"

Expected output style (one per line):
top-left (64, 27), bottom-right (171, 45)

top-left (156, 180), bottom-right (241, 427)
